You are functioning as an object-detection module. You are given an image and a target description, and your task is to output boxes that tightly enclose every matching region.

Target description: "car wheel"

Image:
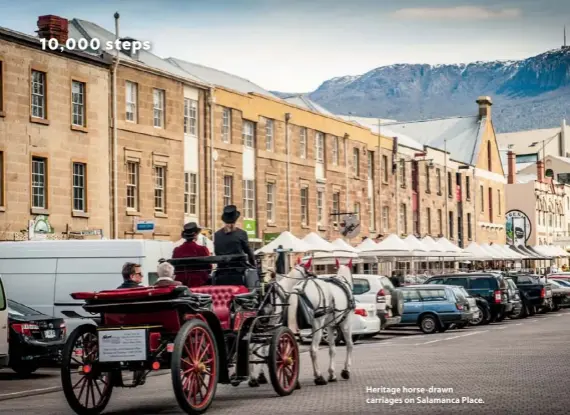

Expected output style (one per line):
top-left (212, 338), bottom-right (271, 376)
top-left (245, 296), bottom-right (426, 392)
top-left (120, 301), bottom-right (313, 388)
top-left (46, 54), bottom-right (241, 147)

top-left (509, 305), bottom-right (524, 319)
top-left (470, 305), bottom-right (487, 326)
top-left (352, 335), bottom-right (360, 344)
top-left (552, 303), bottom-right (561, 312)
top-left (10, 361), bottom-right (40, 376)
top-left (321, 327), bottom-right (342, 346)
top-left (419, 315), bottom-right (439, 334)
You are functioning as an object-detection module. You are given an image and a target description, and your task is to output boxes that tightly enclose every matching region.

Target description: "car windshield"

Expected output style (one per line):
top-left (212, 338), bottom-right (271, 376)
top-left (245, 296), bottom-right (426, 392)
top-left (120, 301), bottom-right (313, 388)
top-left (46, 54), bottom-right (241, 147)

top-left (8, 300), bottom-right (43, 316)
top-left (451, 287), bottom-right (467, 300)
top-left (353, 278), bottom-right (370, 295)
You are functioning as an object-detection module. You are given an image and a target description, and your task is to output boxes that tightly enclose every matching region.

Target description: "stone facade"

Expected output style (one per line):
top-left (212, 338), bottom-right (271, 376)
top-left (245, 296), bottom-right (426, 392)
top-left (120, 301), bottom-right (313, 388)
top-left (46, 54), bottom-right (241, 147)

top-left (0, 32), bottom-right (111, 240)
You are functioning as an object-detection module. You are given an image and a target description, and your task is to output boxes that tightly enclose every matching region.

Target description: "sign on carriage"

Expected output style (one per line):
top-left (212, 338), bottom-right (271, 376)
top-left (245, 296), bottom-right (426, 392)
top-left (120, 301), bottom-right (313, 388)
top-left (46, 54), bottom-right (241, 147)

top-left (340, 214), bottom-right (361, 239)
top-left (98, 329), bottom-right (147, 362)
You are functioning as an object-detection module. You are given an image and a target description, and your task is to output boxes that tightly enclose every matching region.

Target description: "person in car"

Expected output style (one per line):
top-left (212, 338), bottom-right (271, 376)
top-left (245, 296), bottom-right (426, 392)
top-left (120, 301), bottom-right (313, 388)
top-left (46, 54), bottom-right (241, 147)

top-left (213, 205), bottom-right (256, 285)
top-left (172, 222), bottom-right (211, 287)
top-left (118, 262), bottom-right (144, 288)
top-left (154, 261), bottom-right (182, 287)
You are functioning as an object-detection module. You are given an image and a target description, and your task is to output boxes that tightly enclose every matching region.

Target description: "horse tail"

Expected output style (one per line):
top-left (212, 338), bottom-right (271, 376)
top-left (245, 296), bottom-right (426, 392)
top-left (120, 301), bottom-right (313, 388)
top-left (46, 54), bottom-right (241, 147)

top-left (287, 291), bottom-right (299, 334)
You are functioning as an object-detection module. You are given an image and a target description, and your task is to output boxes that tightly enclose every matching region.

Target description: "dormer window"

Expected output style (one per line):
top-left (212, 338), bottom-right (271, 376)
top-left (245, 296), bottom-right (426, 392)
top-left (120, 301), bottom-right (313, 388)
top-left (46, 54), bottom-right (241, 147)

top-left (119, 38), bottom-right (140, 60)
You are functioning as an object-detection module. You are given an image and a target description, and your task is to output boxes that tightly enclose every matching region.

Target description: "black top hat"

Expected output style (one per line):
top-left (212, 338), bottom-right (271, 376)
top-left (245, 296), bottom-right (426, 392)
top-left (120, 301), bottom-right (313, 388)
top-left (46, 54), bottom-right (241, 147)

top-left (182, 222), bottom-right (202, 239)
top-left (221, 205), bottom-right (240, 224)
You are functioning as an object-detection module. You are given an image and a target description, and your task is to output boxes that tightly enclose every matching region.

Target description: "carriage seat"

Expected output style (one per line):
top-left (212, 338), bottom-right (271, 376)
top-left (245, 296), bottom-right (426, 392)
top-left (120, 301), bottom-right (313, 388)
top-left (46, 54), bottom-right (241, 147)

top-left (191, 285), bottom-right (250, 329)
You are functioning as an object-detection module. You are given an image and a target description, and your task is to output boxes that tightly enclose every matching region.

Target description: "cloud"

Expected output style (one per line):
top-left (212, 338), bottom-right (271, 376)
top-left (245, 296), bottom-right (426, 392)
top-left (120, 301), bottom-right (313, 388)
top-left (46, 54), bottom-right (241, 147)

top-left (392, 6), bottom-right (522, 21)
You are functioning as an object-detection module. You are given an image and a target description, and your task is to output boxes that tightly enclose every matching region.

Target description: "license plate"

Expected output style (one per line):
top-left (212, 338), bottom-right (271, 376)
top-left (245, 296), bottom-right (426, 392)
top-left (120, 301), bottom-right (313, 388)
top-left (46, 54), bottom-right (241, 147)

top-left (44, 330), bottom-right (56, 339)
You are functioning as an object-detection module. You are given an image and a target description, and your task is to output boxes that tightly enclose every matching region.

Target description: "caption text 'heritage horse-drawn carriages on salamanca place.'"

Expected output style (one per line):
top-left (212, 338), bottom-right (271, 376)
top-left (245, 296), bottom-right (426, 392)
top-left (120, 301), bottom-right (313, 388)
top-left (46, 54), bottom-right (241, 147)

top-left (60, 254), bottom-right (299, 415)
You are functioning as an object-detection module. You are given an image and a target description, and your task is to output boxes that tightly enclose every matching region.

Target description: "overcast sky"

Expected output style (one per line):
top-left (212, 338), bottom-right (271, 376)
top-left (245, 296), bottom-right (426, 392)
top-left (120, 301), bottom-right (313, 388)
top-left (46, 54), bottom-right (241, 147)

top-left (1, 0), bottom-right (568, 91)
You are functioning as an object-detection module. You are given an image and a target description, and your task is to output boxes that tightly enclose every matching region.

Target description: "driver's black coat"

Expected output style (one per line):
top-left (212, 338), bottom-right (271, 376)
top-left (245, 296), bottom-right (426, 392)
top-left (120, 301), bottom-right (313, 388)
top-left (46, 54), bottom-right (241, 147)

top-left (213, 227), bottom-right (255, 285)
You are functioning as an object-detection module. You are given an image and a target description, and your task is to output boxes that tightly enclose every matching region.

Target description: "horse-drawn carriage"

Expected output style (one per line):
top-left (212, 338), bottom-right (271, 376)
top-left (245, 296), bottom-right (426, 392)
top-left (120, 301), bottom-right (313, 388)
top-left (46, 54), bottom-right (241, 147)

top-left (60, 254), bottom-right (299, 415)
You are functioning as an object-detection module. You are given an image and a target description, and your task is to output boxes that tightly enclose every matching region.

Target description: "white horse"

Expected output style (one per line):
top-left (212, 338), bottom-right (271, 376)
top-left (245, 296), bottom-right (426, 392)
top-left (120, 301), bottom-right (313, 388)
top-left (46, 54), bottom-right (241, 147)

top-left (286, 258), bottom-right (355, 385)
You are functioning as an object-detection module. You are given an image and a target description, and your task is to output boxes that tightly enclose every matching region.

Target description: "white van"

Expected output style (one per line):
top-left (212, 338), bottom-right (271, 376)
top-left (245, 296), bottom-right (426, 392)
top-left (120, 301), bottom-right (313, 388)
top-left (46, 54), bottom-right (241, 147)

top-left (0, 276), bottom-right (8, 366)
top-left (0, 240), bottom-right (173, 329)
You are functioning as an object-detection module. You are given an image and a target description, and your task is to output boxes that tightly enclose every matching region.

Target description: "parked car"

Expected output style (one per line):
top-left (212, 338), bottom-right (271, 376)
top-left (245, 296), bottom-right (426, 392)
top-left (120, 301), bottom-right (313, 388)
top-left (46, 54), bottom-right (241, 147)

top-left (300, 299), bottom-right (380, 345)
top-left (396, 285), bottom-right (473, 334)
top-left (0, 277), bottom-right (7, 369)
top-left (424, 273), bottom-right (511, 324)
top-left (546, 279), bottom-right (570, 310)
top-left (509, 273), bottom-right (553, 315)
top-left (351, 274), bottom-right (403, 329)
top-left (447, 286), bottom-right (481, 327)
top-left (547, 272), bottom-right (570, 283)
top-left (505, 277), bottom-right (524, 319)
top-left (7, 299), bottom-right (66, 375)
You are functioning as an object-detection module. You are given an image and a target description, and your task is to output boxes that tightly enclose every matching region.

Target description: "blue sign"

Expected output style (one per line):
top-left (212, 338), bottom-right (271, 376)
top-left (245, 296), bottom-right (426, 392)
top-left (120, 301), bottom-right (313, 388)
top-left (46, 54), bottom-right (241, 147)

top-left (135, 221), bottom-right (155, 233)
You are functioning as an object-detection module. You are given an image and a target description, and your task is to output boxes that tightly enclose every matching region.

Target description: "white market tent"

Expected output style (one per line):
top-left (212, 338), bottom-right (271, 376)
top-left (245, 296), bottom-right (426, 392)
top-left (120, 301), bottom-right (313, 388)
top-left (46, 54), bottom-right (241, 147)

top-left (492, 244), bottom-right (523, 260)
top-left (331, 238), bottom-right (360, 253)
top-left (464, 242), bottom-right (494, 260)
top-left (302, 232), bottom-right (336, 252)
top-left (421, 236), bottom-right (456, 257)
top-left (554, 246), bottom-right (570, 257)
top-left (255, 231), bottom-right (312, 255)
top-left (403, 235), bottom-right (437, 257)
top-left (479, 243), bottom-right (507, 260)
top-left (358, 234), bottom-right (413, 257)
top-left (436, 237), bottom-right (470, 257)
top-left (302, 233), bottom-right (360, 263)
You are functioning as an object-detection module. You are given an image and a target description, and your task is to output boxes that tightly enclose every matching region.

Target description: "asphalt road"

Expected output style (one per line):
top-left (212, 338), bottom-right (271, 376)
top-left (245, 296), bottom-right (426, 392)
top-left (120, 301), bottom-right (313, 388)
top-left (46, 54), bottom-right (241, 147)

top-left (1, 311), bottom-right (570, 414)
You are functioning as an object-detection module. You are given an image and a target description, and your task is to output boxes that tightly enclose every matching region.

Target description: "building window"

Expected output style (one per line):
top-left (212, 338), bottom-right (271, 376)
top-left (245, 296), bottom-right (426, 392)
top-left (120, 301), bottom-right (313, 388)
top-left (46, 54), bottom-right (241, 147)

top-left (154, 166), bottom-right (166, 212)
top-left (184, 98), bottom-right (198, 135)
top-left (449, 211), bottom-right (454, 239)
top-left (301, 187), bottom-right (309, 225)
top-left (382, 155), bottom-right (388, 182)
top-left (265, 118), bottom-right (274, 151)
top-left (467, 213), bottom-right (472, 240)
top-left (480, 185), bottom-right (484, 212)
top-left (153, 89), bottom-right (164, 128)
top-left (31, 70), bottom-right (46, 119)
top-left (399, 159), bottom-right (406, 186)
top-left (0, 61), bottom-right (3, 113)
top-left (126, 161), bottom-right (139, 210)
top-left (223, 175), bottom-right (233, 206)
top-left (222, 108), bottom-right (231, 143)
top-left (400, 203), bottom-right (407, 234)
top-left (382, 206), bottom-right (389, 232)
top-left (354, 203), bottom-right (360, 219)
top-left (317, 190), bottom-right (324, 225)
top-left (31, 157), bottom-right (47, 208)
top-left (368, 197), bottom-right (375, 230)
top-left (413, 210), bottom-right (419, 235)
top-left (315, 132), bottom-right (324, 162)
top-left (300, 128), bottom-right (307, 158)
top-left (242, 120), bottom-right (254, 148)
top-left (487, 141), bottom-right (492, 171)
top-left (266, 182), bottom-right (275, 222)
top-left (243, 180), bottom-right (255, 218)
top-left (125, 81), bottom-right (137, 122)
top-left (447, 172), bottom-right (452, 197)
top-left (184, 172), bottom-right (197, 215)
top-left (331, 136), bottom-right (339, 165)
top-left (497, 189), bottom-right (501, 215)
top-left (367, 151), bottom-right (374, 180)
top-left (465, 176), bottom-right (471, 200)
top-left (437, 209), bottom-right (443, 235)
top-left (426, 207), bottom-right (432, 234)
top-left (353, 148), bottom-right (360, 177)
top-left (72, 162), bottom-right (86, 212)
top-left (425, 164), bottom-right (430, 192)
top-left (332, 192), bottom-right (340, 216)
top-left (71, 81), bottom-right (85, 127)
top-left (436, 168), bottom-right (442, 194)
top-left (488, 187), bottom-right (493, 222)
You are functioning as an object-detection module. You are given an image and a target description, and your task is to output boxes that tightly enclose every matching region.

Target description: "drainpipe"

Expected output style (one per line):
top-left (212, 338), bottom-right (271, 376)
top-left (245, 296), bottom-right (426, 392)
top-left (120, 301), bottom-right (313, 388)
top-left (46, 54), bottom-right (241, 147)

top-left (473, 167), bottom-right (477, 243)
top-left (285, 113), bottom-right (292, 231)
top-left (444, 138), bottom-right (449, 238)
top-left (208, 90), bottom-right (216, 240)
top-left (344, 134), bottom-right (349, 212)
top-left (112, 12), bottom-right (120, 239)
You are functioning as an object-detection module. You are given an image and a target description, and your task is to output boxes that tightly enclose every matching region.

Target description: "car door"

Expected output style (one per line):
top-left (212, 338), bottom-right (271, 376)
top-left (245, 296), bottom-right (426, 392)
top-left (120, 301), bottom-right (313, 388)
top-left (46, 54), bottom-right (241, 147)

top-left (468, 277), bottom-right (494, 301)
top-left (0, 277), bottom-right (8, 359)
top-left (418, 288), bottom-right (454, 316)
top-left (401, 289), bottom-right (422, 324)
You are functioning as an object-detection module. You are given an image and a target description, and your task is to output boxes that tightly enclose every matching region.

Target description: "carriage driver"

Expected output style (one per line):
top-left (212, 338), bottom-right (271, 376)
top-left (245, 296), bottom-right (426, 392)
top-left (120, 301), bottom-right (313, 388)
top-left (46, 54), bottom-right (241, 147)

top-left (172, 222), bottom-right (212, 287)
top-left (213, 205), bottom-right (256, 285)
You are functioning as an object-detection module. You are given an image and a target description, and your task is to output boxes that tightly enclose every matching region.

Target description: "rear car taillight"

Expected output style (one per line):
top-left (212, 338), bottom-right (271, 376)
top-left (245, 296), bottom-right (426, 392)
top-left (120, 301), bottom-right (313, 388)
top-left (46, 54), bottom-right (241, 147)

top-left (355, 308), bottom-right (368, 317)
top-left (60, 323), bottom-right (66, 338)
top-left (11, 323), bottom-right (40, 337)
top-left (494, 290), bottom-right (501, 304)
top-left (540, 288), bottom-right (546, 298)
top-left (456, 303), bottom-right (464, 310)
top-left (376, 289), bottom-right (385, 302)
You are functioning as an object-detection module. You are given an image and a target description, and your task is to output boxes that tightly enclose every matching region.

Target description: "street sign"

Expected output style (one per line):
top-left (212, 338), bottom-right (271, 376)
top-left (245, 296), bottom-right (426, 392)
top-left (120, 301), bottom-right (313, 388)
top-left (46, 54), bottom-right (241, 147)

top-left (134, 220), bottom-right (155, 233)
top-left (243, 219), bottom-right (257, 238)
top-left (340, 214), bottom-right (361, 239)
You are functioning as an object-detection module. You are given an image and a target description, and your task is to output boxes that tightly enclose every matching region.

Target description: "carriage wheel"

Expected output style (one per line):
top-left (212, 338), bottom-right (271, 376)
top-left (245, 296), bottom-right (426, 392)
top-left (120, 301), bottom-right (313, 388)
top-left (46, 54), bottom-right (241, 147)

top-left (61, 324), bottom-right (113, 415)
top-left (267, 327), bottom-right (299, 396)
top-left (172, 319), bottom-right (219, 414)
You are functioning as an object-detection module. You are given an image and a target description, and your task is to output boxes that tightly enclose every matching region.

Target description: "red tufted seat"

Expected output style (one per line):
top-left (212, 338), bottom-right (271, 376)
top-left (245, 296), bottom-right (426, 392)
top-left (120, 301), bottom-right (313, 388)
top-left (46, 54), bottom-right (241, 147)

top-left (191, 285), bottom-right (249, 329)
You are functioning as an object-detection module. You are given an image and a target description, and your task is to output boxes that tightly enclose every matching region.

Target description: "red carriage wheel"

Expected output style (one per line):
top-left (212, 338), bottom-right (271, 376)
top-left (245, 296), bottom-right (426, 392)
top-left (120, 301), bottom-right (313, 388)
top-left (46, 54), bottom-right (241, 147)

top-left (172, 319), bottom-right (219, 414)
top-left (61, 324), bottom-right (114, 415)
top-left (267, 327), bottom-right (299, 396)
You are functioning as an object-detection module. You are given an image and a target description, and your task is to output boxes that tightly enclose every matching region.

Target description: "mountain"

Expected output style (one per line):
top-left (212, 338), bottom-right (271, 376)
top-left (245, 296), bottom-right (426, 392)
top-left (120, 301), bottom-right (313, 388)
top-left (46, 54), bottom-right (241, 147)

top-left (275, 48), bottom-right (570, 133)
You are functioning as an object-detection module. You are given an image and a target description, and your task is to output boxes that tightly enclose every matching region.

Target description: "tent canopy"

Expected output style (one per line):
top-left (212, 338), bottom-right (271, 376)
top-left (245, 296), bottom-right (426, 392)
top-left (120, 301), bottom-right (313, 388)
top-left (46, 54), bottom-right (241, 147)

top-left (331, 238), bottom-right (360, 253)
top-left (464, 242), bottom-right (494, 260)
top-left (302, 232), bottom-right (336, 252)
top-left (255, 231), bottom-right (311, 254)
top-left (362, 234), bottom-right (414, 257)
top-left (403, 235), bottom-right (437, 256)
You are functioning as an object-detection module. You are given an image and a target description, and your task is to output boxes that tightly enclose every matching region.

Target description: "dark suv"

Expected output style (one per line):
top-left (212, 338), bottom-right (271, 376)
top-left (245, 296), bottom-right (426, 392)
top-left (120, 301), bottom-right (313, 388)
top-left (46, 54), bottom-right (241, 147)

top-left (424, 273), bottom-right (511, 324)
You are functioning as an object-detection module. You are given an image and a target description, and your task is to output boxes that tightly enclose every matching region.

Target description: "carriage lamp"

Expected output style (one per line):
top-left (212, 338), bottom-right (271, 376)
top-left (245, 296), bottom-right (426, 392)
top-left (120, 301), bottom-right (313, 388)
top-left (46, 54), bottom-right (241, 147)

top-left (152, 361), bottom-right (161, 370)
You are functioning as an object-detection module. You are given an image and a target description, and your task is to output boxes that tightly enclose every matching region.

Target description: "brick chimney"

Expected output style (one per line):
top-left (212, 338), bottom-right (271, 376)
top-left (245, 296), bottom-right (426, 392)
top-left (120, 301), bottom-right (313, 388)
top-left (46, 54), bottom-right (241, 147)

top-left (537, 160), bottom-right (545, 183)
top-left (37, 15), bottom-right (69, 44)
top-left (507, 151), bottom-right (516, 184)
top-left (476, 96), bottom-right (493, 119)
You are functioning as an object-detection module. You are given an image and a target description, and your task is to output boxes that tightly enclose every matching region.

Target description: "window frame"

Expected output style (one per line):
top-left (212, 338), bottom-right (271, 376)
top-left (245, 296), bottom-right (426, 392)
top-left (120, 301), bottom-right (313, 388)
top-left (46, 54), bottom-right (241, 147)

top-left (382, 155), bottom-right (388, 183)
top-left (382, 206), bottom-right (389, 232)
top-left (301, 186), bottom-right (309, 226)
top-left (317, 190), bottom-right (324, 225)
top-left (242, 120), bottom-right (255, 148)
top-left (31, 70), bottom-right (46, 120)
top-left (436, 168), bottom-right (442, 194)
top-left (125, 81), bottom-right (137, 123)
top-left (153, 88), bottom-right (165, 128)
top-left (315, 132), bottom-right (324, 163)
top-left (154, 165), bottom-right (166, 212)
top-left (31, 156), bottom-right (48, 209)
top-left (72, 162), bottom-right (87, 212)
top-left (266, 182), bottom-right (275, 223)
top-left (184, 98), bottom-right (198, 136)
top-left (299, 127), bottom-right (307, 159)
top-left (222, 107), bottom-right (231, 143)
top-left (223, 175), bottom-right (233, 206)
top-left (353, 147), bottom-right (360, 177)
top-left (71, 80), bottom-right (86, 127)
top-left (400, 203), bottom-right (407, 234)
top-left (243, 179), bottom-right (255, 219)
top-left (331, 136), bottom-right (339, 165)
top-left (126, 161), bottom-right (139, 211)
top-left (265, 118), bottom-right (274, 151)
top-left (184, 172), bottom-right (198, 216)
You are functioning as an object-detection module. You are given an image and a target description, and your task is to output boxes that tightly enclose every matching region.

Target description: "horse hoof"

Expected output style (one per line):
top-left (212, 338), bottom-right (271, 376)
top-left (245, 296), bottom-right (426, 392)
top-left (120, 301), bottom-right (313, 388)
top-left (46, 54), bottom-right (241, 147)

top-left (295, 380), bottom-right (301, 390)
top-left (231, 381), bottom-right (241, 387)
top-left (257, 372), bottom-right (268, 384)
top-left (341, 370), bottom-right (350, 380)
top-left (314, 376), bottom-right (328, 386)
top-left (328, 375), bottom-right (337, 382)
top-left (248, 379), bottom-right (260, 387)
